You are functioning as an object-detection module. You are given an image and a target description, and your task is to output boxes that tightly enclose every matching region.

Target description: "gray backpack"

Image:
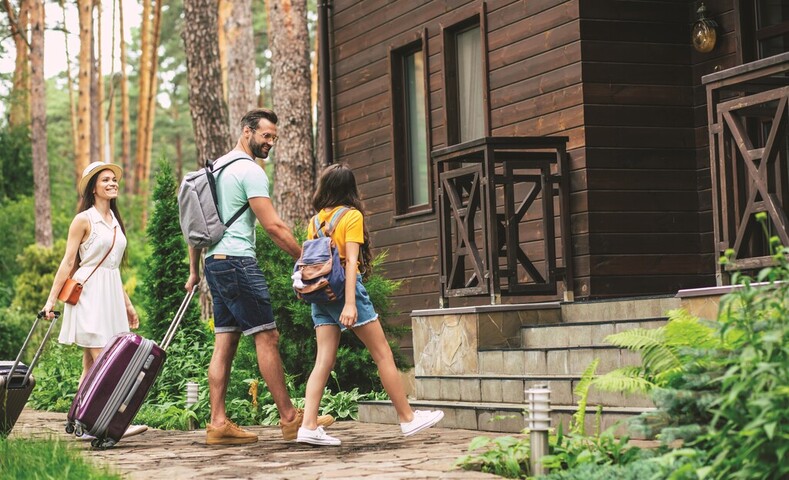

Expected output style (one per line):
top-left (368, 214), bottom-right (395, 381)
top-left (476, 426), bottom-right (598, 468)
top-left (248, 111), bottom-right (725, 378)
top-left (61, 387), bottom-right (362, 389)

top-left (178, 157), bottom-right (252, 248)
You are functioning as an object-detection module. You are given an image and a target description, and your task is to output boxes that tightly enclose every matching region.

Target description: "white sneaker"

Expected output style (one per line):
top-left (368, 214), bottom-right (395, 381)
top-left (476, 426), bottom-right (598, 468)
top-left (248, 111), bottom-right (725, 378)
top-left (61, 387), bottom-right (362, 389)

top-left (122, 425), bottom-right (148, 438)
top-left (400, 410), bottom-right (444, 437)
top-left (296, 426), bottom-right (341, 446)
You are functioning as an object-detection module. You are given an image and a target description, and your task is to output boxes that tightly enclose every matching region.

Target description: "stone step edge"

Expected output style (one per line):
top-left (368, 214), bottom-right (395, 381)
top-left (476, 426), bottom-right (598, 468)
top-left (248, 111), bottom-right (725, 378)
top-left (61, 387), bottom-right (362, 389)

top-left (360, 399), bottom-right (654, 415)
top-left (417, 374), bottom-right (583, 381)
top-left (479, 345), bottom-right (638, 352)
top-left (522, 317), bottom-right (668, 330)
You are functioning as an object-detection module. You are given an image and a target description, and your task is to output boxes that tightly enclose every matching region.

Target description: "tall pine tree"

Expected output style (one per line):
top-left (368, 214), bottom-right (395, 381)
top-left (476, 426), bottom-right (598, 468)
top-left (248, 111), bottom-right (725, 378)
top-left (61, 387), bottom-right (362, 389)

top-left (140, 161), bottom-right (200, 343)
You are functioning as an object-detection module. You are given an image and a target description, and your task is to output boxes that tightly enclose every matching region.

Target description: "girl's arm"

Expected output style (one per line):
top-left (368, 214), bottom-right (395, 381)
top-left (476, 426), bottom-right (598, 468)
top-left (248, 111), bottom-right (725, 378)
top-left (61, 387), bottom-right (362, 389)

top-left (41, 213), bottom-right (90, 318)
top-left (339, 241), bottom-right (361, 328)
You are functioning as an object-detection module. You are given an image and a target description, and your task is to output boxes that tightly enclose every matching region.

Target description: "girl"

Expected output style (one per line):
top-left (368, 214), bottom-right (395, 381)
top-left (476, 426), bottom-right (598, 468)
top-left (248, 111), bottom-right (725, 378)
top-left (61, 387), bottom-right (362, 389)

top-left (42, 161), bottom-right (146, 438)
top-left (296, 163), bottom-right (443, 446)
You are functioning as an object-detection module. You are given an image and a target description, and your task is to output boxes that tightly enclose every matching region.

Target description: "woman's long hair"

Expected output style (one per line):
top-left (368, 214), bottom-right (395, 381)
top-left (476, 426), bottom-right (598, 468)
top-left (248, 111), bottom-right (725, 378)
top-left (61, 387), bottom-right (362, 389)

top-left (77, 170), bottom-right (127, 263)
top-left (312, 163), bottom-right (372, 277)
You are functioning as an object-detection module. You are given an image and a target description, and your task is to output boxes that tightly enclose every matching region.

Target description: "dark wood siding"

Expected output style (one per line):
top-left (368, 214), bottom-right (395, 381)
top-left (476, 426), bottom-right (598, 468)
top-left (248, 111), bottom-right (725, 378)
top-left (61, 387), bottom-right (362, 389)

top-left (329, 0), bottom-right (738, 356)
top-left (578, 0), bottom-right (717, 296)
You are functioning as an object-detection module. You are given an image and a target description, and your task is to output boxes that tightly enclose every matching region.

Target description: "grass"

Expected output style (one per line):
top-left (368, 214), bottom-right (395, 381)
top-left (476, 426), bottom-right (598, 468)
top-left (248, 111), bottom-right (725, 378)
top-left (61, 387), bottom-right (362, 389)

top-left (0, 436), bottom-right (121, 479)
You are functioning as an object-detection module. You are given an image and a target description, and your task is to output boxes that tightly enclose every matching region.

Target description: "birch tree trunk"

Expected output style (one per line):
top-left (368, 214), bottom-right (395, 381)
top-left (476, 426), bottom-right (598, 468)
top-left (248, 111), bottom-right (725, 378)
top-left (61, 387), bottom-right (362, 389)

top-left (30, 0), bottom-right (52, 247)
top-left (268, 0), bottom-right (314, 226)
top-left (76, 0), bottom-right (93, 177)
top-left (183, 0), bottom-right (233, 320)
top-left (225, 0), bottom-right (255, 128)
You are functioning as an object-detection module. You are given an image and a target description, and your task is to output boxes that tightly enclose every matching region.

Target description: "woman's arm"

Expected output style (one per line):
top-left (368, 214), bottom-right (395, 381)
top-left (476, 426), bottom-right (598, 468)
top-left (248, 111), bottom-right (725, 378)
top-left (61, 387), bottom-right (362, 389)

top-left (339, 241), bottom-right (360, 328)
top-left (41, 213), bottom-right (90, 318)
top-left (123, 289), bottom-right (139, 329)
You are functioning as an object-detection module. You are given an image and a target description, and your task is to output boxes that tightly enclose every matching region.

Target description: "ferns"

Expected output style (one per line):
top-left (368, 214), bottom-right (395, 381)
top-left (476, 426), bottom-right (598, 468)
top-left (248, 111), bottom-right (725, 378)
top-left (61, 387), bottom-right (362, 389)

top-left (592, 309), bottom-right (720, 395)
top-left (571, 358), bottom-right (599, 435)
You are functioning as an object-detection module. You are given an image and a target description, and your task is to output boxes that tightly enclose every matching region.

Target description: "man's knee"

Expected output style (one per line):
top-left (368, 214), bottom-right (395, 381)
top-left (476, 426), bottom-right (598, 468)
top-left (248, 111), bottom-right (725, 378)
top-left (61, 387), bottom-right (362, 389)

top-left (254, 328), bottom-right (280, 349)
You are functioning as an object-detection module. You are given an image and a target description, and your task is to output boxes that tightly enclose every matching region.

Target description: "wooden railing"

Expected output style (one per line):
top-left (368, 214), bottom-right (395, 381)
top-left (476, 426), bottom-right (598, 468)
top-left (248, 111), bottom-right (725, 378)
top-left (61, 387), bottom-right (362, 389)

top-left (704, 52), bottom-right (789, 284)
top-left (431, 137), bottom-right (573, 306)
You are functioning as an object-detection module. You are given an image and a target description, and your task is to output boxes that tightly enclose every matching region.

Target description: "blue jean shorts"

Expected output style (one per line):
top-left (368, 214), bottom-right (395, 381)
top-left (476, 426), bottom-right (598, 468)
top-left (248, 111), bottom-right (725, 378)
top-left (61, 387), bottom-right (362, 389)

top-left (205, 255), bottom-right (276, 335)
top-left (311, 275), bottom-right (378, 331)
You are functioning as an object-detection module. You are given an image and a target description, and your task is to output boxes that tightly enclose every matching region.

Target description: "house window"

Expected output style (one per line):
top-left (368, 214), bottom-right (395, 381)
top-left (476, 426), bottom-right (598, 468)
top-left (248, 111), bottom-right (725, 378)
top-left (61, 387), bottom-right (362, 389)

top-left (445, 20), bottom-right (484, 145)
top-left (755, 0), bottom-right (789, 59)
top-left (391, 41), bottom-right (430, 213)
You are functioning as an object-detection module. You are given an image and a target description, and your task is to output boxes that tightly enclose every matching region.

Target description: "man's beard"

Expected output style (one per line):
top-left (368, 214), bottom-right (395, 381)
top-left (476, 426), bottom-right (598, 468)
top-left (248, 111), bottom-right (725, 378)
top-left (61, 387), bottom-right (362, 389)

top-left (250, 139), bottom-right (270, 159)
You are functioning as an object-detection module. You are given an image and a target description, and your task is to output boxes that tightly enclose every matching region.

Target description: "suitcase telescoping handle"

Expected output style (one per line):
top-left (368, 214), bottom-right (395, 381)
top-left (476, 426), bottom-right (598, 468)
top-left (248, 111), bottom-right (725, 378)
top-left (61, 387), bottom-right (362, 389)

top-left (160, 285), bottom-right (198, 351)
top-left (6, 311), bottom-right (61, 387)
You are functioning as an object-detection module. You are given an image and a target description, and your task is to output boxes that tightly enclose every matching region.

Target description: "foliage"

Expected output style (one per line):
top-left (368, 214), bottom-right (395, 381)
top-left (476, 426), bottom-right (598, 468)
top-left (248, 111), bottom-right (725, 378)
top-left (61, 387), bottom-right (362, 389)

top-left (542, 425), bottom-right (647, 474)
top-left (593, 309), bottom-right (721, 395)
top-left (570, 358), bottom-right (598, 435)
top-left (255, 225), bottom-right (407, 392)
top-left (0, 436), bottom-right (121, 479)
top-left (138, 160), bottom-right (199, 343)
top-left (456, 435), bottom-right (531, 478)
top-left (0, 307), bottom-right (35, 362)
top-left (11, 240), bottom-right (65, 313)
top-left (28, 343), bottom-right (84, 412)
top-left (0, 124), bottom-right (33, 202)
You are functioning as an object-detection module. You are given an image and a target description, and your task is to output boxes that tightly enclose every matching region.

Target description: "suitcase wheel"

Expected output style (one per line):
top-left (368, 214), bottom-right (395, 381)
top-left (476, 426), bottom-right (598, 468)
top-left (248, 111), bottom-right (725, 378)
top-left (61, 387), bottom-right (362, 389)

top-left (74, 424), bottom-right (84, 437)
top-left (65, 422), bottom-right (75, 434)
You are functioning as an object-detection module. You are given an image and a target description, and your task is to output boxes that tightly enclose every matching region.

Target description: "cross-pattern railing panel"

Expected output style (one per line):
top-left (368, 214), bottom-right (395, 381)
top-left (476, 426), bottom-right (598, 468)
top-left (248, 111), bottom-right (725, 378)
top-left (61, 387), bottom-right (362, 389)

top-left (432, 137), bottom-right (572, 306)
top-left (704, 52), bottom-right (789, 282)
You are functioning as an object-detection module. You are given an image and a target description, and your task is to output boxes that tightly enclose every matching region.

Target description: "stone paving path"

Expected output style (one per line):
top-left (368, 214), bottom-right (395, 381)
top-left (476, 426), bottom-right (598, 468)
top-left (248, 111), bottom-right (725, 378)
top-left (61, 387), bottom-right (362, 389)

top-left (11, 410), bottom-right (504, 479)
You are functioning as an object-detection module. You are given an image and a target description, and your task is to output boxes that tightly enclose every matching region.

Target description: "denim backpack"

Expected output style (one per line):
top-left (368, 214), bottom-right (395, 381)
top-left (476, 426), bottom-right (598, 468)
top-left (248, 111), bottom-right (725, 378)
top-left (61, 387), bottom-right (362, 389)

top-left (292, 207), bottom-right (352, 304)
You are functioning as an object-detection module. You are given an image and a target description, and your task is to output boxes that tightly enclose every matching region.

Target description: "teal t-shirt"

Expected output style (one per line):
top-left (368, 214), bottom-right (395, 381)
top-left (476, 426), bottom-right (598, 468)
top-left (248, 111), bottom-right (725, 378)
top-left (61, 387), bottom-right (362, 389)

top-left (205, 151), bottom-right (269, 258)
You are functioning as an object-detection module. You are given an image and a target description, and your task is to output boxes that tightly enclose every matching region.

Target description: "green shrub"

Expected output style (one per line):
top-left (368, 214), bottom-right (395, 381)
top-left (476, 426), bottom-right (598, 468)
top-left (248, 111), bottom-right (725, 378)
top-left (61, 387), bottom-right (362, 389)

top-left (138, 161), bottom-right (198, 343)
top-left (11, 240), bottom-right (65, 313)
top-left (28, 343), bottom-right (83, 412)
top-left (0, 307), bottom-right (34, 362)
top-left (456, 435), bottom-right (531, 478)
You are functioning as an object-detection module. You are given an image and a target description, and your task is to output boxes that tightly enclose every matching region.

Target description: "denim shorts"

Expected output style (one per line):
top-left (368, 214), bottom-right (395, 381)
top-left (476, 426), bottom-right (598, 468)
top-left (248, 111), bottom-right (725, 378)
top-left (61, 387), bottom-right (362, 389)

top-left (311, 275), bottom-right (379, 332)
top-left (204, 255), bottom-right (276, 335)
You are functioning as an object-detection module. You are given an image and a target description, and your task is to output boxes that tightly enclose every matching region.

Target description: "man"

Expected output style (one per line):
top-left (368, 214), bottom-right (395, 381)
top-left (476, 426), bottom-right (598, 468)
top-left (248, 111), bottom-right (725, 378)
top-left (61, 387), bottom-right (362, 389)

top-left (185, 108), bottom-right (333, 445)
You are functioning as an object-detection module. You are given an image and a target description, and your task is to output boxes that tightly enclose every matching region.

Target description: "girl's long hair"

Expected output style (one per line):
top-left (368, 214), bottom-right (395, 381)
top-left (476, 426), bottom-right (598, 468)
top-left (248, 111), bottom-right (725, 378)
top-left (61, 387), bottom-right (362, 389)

top-left (77, 170), bottom-right (128, 263)
top-left (312, 163), bottom-right (372, 277)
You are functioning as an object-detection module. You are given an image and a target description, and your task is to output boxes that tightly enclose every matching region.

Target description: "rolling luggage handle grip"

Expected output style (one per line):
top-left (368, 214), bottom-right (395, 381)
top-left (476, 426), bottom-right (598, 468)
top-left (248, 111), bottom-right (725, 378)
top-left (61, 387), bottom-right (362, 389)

top-left (160, 285), bottom-right (198, 351)
top-left (5, 311), bottom-right (61, 387)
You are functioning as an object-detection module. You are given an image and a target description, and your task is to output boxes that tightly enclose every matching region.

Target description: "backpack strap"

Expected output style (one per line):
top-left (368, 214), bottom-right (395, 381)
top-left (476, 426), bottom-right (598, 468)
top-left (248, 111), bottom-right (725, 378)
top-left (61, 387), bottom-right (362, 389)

top-left (205, 157), bottom-right (253, 227)
top-left (314, 207), bottom-right (352, 239)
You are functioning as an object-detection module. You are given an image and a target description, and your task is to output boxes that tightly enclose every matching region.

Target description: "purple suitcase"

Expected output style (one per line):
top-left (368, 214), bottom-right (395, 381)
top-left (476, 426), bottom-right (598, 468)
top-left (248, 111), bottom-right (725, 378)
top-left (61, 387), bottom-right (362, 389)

top-left (66, 287), bottom-right (196, 448)
top-left (1, 311), bottom-right (60, 435)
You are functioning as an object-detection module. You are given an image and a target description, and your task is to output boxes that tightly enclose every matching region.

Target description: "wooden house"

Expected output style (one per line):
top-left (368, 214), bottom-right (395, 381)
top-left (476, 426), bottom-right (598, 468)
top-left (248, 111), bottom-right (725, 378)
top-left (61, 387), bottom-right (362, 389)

top-left (320, 0), bottom-right (789, 431)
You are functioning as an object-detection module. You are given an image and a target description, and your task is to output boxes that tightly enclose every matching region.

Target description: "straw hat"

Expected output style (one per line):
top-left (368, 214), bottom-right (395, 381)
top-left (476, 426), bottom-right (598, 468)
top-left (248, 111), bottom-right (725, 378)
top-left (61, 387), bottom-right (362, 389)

top-left (78, 161), bottom-right (123, 196)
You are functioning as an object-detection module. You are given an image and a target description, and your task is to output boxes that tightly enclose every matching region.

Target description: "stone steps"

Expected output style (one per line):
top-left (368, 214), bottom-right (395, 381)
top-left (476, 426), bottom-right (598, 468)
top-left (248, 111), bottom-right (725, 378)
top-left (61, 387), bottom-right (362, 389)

top-left (521, 318), bottom-right (667, 349)
top-left (479, 346), bottom-right (644, 376)
top-left (414, 374), bottom-right (655, 409)
top-left (359, 399), bottom-right (653, 435)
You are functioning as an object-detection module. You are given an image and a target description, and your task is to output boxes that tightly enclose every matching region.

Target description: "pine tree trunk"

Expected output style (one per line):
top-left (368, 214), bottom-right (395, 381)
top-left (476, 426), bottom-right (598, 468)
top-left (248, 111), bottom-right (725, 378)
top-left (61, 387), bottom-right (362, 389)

top-left (96, 0), bottom-right (104, 161)
top-left (62, 0), bottom-right (78, 158)
top-left (89, 10), bottom-right (100, 164)
top-left (268, 0), bottom-right (315, 226)
top-left (217, 0), bottom-right (230, 104)
top-left (119, 0), bottom-right (132, 193)
top-left (143, 0), bottom-right (163, 184)
top-left (6, 0), bottom-right (30, 130)
top-left (135, 0), bottom-right (152, 194)
top-left (182, 0), bottom-right (232, 166)
top-left (76, 0), bottom-right (93, 177)
top-left (225, 0), bottom-right (255, 128)
top-left (183, 0), bottom-right (234, 320)
top-left (107, 75), bottom-right (116, 164)
top-left (30, 0), bottom-right (52, 247)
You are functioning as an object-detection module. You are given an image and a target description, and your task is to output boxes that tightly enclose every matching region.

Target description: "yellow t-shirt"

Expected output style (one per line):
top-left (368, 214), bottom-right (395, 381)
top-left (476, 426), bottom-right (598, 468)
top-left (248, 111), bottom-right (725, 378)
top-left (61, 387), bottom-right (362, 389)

top-left (306, 206), bottom-right (364, 264)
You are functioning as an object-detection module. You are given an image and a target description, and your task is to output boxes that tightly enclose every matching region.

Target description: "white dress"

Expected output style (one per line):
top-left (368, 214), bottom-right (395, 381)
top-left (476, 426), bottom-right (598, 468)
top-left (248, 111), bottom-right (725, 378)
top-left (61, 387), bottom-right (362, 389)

top-left (58, 206), bottom-right (129, 348)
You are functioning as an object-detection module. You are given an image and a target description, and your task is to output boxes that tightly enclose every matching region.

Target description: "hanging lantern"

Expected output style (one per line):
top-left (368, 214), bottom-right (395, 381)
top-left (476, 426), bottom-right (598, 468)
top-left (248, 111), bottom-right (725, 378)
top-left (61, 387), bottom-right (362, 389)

top-left (692, 2), bottom-right (718, 53)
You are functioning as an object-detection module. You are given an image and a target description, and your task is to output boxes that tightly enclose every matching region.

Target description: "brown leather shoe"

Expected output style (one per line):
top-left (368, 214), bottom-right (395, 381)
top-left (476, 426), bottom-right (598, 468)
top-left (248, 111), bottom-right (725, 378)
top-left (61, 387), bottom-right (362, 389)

top-left (206, 419), bottom-right (258, 445)
top-left (280, 408), bottom-right (335, 441)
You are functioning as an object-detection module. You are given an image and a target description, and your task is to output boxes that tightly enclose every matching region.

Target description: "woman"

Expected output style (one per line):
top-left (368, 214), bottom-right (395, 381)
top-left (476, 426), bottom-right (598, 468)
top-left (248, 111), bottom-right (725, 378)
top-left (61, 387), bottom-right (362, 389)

top-left (41, 161), bottom-right (146, 438)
